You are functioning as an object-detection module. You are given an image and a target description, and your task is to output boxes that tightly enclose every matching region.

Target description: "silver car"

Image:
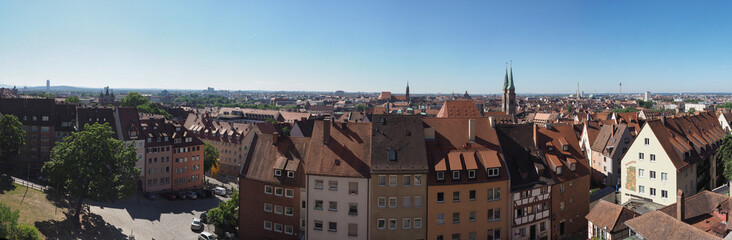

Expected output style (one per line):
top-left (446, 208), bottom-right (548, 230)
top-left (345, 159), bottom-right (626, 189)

top-left (191, 218), bottom-right (203, 231)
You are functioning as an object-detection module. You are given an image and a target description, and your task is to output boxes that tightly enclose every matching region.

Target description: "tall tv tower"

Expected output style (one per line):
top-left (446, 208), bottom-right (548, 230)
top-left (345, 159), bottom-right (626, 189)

top-left (619, 82), bottom-right (622, 95)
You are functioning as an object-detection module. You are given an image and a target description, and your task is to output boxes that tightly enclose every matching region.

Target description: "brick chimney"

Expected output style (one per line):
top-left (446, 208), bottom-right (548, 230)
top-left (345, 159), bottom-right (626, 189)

top-left (488, 116), bottom-right (495, 129)
top-left (323, 118), bottom-right (331, 145)
top-left (533, 123), bottom-right (539, 149)
top-left (272, 131), bottom-right (279, 146)
top-left (677, 189), bottom-right (685, 221)
top-left (468, 118), bottom-right (476, 143)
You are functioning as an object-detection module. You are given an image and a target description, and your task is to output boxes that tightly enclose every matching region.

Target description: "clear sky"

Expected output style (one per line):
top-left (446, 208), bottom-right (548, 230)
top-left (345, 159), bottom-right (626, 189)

top-left (1, 1), bottom-right (732, 94)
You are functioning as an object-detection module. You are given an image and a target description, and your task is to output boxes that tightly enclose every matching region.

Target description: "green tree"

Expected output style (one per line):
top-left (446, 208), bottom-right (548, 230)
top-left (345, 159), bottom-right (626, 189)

top-left (203, 142), bottom-right (219, 174)
top-left (208, 189), bottom-right (239, 231)
top-left (0, 203), bottom-right (41, 240)
top-left (0, 115), bottom-right (25, 170)
top-left (119, 92), bottom-right (149, 107)
top-left (688, 108), bottom-right (696, 114)
top-left (42, 123), bottom-right (140, 223)
top-left (65, 96), bottom-right (81, 104)
top-left (720, 135), bottom-right (732, 181)
top-left (356, 104), bottom-right (368, 111)
top-left (721, 102), bottom-right (732, 109)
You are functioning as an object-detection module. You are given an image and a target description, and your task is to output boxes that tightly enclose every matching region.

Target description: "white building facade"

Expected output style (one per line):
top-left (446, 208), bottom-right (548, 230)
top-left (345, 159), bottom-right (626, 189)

top-left (306, 175), bottom-right (369, 240)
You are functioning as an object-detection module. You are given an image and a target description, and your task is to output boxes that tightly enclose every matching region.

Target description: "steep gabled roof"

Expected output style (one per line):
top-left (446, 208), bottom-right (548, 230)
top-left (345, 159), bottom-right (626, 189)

top-left (436, 100), bottom-right (481, 118)
top-left (625, 211), bottom-right (721, 240)
top-left (645, 112), bottom-right (723, 171)
top-left (586, 200), bottom-right (640, 233)
top-left (305, 121), bottom-right (372, 178)
top-left (370, 115), bottom-right (429, 173)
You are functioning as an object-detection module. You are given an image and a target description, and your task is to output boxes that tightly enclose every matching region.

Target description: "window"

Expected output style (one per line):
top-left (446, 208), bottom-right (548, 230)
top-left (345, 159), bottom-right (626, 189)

top-left (403, 218), bottom-right (411, 229)
top-left (560, 202), bottom-right (565, 210)
top-left (388, 218), bottom-right (397, 229)
top-left (314, 200), bottom-right (323, 210)
top-left (662, 190), bottom-right (668, 199)
top-left (389, 197), bottom-right (397, 208)
top-left (349, 203), bottom-right (358, 215)
top-left (453, 191), bottom-right (460, 202)
top-left (661, 172), bottom-right (668, 181)
top-left (285, 189), bottom-right (294, 198)
top-left (469, 211), bottom-right (477, 222)
top-left (414, 196), bottom-right (423, 207)
top-left (403, 196), bottom-right (411, 208)
top-left (650, 188), bottom-right (656, 196)
top-left (639, 153), bottom-right (644, 160)
top-left (377, 219), bottom-right (386, 229)
top-left (315, 180), bottom-right (324, 189)
top-left (403, 175), bottom-right (411, 186)
top-left (287, 171), bottom-right (295, 178)
top-left (650, 171), bottom-right (656, 179)
top-left (639, 185), bottom-right (645, 194)
top-left (437, 171), bottom-right (445, 180)
top-left (487, 188), bottom-right (501, 201)
top-left (638, 169), bottom-right (645, 178)
top-left (644, 138), bottom-right (650, 146)
top-left (650, 154), bottom-right (656, 162)
top-left (560, 184), bottom-right (565, 193)
top-left (349, 182), bottom-right (358, 195)
top-left (469, 190), bottom-right (476, 201)
top-left (328, 180), bottom-right (338, 191)
top-left (378, 197), bottom-right (386, 208)
top-left (388, 149), bottom-right (397, 162)
top-left (275, 187), bottom-right (283, 196)
top-left (389, 175), bottom-right (397, 186)
top-left (487, 168), bottom-right (499, 177)
top-left (468, 170), bottom-right (476, 179)
top-left (452, 212), bottom-right (460, 223)
top-left (487, 208), bottom-right (500, 221)
top-left (437, 192), bottom-right (445, 203)
top-left (378, 175), bottom-right (386, 186)
top-left (437, 213), bottom-right (445, 225)
top-left (414, 175), bottom-right (423, 185)
top-left (328, 201), bottom-right (338, 211)
top-left (274, 205), bottom-right (283, 214)
top-left (438, 235), bottom-right (444, 240)
top-left (285, 225), bottom-right (294, 235)
top-left (314, 220), bottom-right (323, 230)
top-left (452, 233), bottom-right (461, 240)
top-left (264, 203), bottom-right (273, 212)
top-left (264, 221), bottom-right (272, 230)
top-left (487, 228), bottom-right (501, 240)
top-left (285, 207), bottom-right (294, 216)
top-left (452, 171), bottom-right (460, 180)
top-left (348, 223), bottom-right (358, 236)
top-left (414, 218), bottom-right (422, 229)
top-left (328, 222), bottom-right (337, 232)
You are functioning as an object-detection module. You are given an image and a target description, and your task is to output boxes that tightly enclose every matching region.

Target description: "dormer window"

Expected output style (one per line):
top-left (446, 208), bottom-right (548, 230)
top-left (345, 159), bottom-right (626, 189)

top-left (562, 144), bottom-right (568, 151)
top-left (569, 163), bottom-right (576, 171)
top-left (176, 127), bottom-right (181, 131)
top-left (147, 138), bottom-right (151, 143)
top-left (130, 131), bottom-right (137, 137)
top-left (388, 149), bottom-right (397, 162)
top-left (164, 136), bottom-right (168, 141)
top-left (556, 167), bottom-right (562, 175)
top-left (156, 137), bottom-right (161, 142)
top-left (274, 169), bottom-right (282, 177)
top-left (287, 171), bottom-right (295, 178)
top-left (468, 170), bottom-right (476, 179)
top-left (452, 171), bottom-right (460, 180)
top-left (487, 168), bottom-right (499, 177)
top-left (436, 171), bottom-right (445, 180)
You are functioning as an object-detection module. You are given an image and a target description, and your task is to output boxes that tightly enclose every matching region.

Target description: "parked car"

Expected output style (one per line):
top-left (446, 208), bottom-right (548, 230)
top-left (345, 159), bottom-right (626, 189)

top-left (185, 191), bottom-right (197, 200)
top-left (200, 211), bottom-right (208, 223)
top-left (214, 187), bottom-right (226, 196)
top-left (191, 218), bottom-right (203, 231)
top-left (176, 191), bottom-right (188, 200)
top-left (198, 232), bottom-right (216, 240)
top-left (161, 192), bottom-right (177, 200)
top-left (144, 192), bottom-right (157, 200)
top-left (195, 190), bottom-right (209, 198)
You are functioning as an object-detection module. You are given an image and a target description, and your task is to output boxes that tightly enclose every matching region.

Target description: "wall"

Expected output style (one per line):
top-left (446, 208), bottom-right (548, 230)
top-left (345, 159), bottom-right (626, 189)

top-left (171, 144), bottom-right (204, 190)
top-left (369, 173), bottom-right (427, 240)
top-left (307, 175), bottom-right (369, 240)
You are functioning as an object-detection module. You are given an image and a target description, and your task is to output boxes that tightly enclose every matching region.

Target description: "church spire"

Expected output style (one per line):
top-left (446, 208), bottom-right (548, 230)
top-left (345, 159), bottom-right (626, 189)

top-left (508, 62), bottom-right (515, 90)
top-left (503, 64), bottom-right (509, 90)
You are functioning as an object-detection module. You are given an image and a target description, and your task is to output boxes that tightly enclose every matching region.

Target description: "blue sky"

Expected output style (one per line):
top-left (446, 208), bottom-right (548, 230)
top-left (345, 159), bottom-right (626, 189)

top-left (1, 1), bottom-right (731, 94)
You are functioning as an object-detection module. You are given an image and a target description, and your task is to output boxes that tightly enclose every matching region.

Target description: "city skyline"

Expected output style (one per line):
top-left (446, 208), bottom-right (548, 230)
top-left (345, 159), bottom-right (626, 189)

top-left (2, 1), bottom-right (732, 94)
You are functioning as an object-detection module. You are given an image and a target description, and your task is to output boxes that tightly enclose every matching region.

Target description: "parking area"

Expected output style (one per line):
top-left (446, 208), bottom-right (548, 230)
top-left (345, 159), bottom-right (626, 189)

top-left (90, 192), bottom-right (229, 240)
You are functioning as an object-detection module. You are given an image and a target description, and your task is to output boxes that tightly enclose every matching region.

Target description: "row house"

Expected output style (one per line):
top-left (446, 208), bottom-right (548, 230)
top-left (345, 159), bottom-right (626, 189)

top-left (585, 200), bottom-right (639, 240)
top-left (620, 112), bottom-right (725, 206)
top-left (424, 118), bottom-right (511, 240)
top-left (141, 118), bottom-right (205, 192)
top-left (239, 123), bottom-right (309, 240)
top-left (306, 119), bottom-right (372, 240)
top-left (369, 115), bottom-right (429, 240)
top-left (719, 112), bottom-right (732, 133)
top-left (184, 113), bottom-right (255, 182)
top-left (588, 123), bottom-right (633, 188)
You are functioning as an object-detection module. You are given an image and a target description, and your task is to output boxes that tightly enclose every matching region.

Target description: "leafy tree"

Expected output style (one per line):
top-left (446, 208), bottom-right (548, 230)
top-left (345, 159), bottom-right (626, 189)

top-left (688, 108), bottom-right (696, 114)
top-left (42, 123), bottom-right (140, 223)
top-left (119, 92), bottom-right (149, 107)
top-left (720, 102), bottom-right (732, 109)
top-left (203, 142), bottom-right (219, 174)
top-left (0, 115), bottom-right (25, 170)
top-left (356, 104), bottom-right (368, 111)
top-left (720, 135), bottom-right (732, 181)
top-left (636, 99), bottom-right (655, 109)
top-left (208, 189), bottom-right (239, 231)
top-left (0, 203), bottom-right (41, 240)
top-left (611, 107), bottom-right (638, 113)
top-left (265, 118), bottom-right (277, 124)
top-left (65, 96), bottom-right (81, 104)
top-left (136, 102), bottom-right (172, 120)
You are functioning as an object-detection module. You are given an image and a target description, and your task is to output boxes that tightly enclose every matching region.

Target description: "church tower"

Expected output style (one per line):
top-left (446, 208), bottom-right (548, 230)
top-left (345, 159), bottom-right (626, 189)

top-left (501, 64), bottom-right (517, 117)
top-left (406, 82), bottom-right (411, 106)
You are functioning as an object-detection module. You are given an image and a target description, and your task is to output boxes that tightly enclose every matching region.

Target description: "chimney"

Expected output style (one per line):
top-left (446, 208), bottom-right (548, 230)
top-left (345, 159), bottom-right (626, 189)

top-left (533, 123), bottom-right (539, 149)
top-left (272, 132), bottom-right (279, 145)
top-left (468, 118), bottom-right (476, 143)
top-left (323, 118), bottom-right (331, 145)
top-left (677, 189), bottom-right (685, 221)
top-left (489, 116), bottom-right (495, 129)
top-left (661, 116), bottom-right (666, 126)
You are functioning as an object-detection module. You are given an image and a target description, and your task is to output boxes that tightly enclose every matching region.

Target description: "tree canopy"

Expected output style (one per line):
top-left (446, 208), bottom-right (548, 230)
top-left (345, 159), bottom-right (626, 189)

top-left (720, 135), bottom-right (732, 181)
top-left (42, 123), bottom-right (140, 223)
top-left (688, 108), bottom-right (696, 114)
top-left (611, 107), bottom-right (638, 113)
top-left (208, 189), bottom-right (238, 232)
top-left (0, 115), bottom-right (25, 170)
top-left (0, 203), bottom-right (41, 240)
top-left (720, 102), bottom-right (732, 109)
top-left (65, 96), bottom-right (81, 104)
top-left (120, 92), bottom-right (172, 119)
top-left (203, 142), bottom-right (219, 174)
top-left (636, 99), bottom-right (655, 109)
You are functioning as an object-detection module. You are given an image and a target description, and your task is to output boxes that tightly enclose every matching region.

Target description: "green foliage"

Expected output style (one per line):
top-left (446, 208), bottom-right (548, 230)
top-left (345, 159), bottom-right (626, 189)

top-left (42, 123), bottom-right (140, 222)
top-left (136, 102), bottom-right (173, 119)
top-left (0, 115), bottom-right (25, 168)
top-left (174, 94), bottom-right (281, 110)
top-left (119, 92), bottom-right (149, 107)
top-left (65, 96), bottom-right (81, 104)
top-left (32, 92), bottom-right (55, 98)
top-left (208, 189), bottom-right (239, 231)
top-left (688, 108), bottom-right (696, 114)
top-left (720, 135), bottom-right (732, 181)
top-left (265, 118), bottom-right (277, 124)
top-left (0, 203), bottom-right (41, 240)
top-left (686, 99), bottom-right (702, 104)
top-left (636, 99), bottom-right (655, 109)
top-left (611, 107), bottom-right (638, 113)
top-left (203, 142), bottom-right (219, 174)
top-left (720, 102), bottom-right (732, 109)
top-left (356, 104), bottom-right (368, 111)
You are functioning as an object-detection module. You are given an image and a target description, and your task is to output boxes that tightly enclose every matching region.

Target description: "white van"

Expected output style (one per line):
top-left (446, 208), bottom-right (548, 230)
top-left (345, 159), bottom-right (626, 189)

top-left (214, 187), bottom-right (226, 196)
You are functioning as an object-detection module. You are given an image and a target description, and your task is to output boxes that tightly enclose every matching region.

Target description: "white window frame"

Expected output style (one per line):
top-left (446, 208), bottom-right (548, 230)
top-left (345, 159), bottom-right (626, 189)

top-left (378, 197), bottom-right (386, 208)
top-left (403, 218), bottom-right (411, 229)
top-left (377, 218), bottom-right (386, 229)
top-left (389, 197), bottom-right (397, 208)
top-left (414, 218), bottom-right (423, 229)
top-left (437, 171), bottom-right (445, 180)
top-left (468, 170), bottom-right (476, 179)
top-left (452, 171), bottom-right (460, 180)
top-left (264, 221), bottom-right (272, 230)
top-left (285, 188), bottom-right (294, 198)
top-left (264, 185), bottom-right (273, 194)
